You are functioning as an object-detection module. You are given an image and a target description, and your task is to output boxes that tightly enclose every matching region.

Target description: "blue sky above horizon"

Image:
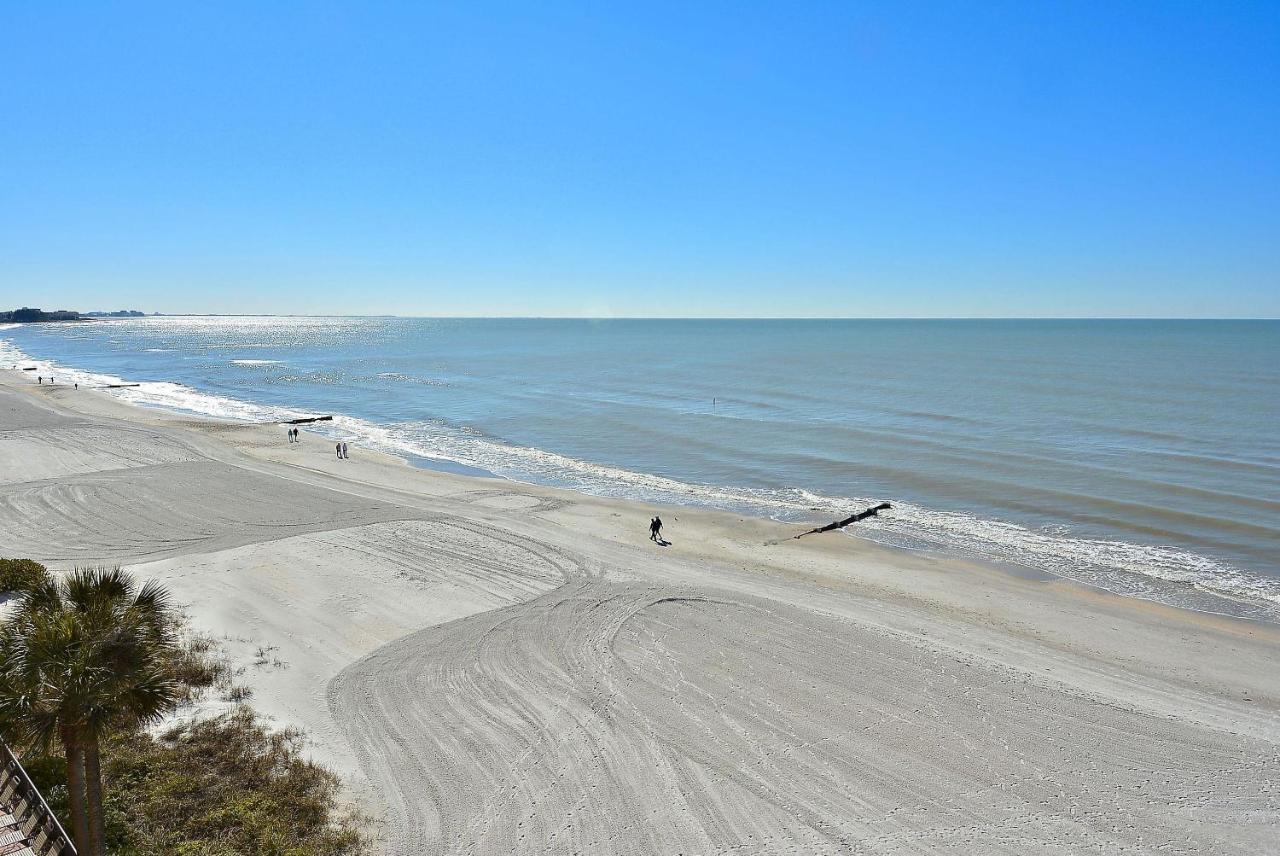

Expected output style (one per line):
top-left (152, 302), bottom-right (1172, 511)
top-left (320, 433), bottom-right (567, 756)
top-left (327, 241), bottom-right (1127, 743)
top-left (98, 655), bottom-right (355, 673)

top-left (2, 2), bottom-right (1277, 318)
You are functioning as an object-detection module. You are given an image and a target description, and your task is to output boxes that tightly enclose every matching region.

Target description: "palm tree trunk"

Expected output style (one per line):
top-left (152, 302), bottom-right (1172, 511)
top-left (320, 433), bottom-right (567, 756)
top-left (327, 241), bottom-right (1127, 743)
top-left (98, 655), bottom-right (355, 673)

top-left (60, 723), bottom-right (90, 855)
top-left (83, 734), bottom-right (106, 856)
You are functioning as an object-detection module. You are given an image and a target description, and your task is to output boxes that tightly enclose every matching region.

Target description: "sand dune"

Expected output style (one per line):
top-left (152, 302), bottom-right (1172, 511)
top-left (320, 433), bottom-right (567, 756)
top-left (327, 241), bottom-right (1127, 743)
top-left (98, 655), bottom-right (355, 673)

top-left (2, 374), bottom-right (1278, 855)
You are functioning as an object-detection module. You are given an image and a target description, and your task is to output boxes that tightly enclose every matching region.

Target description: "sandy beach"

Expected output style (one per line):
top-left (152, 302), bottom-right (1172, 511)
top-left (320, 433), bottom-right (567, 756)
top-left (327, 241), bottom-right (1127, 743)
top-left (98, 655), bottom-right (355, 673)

top-left (1, 368), bottom-right (1277, 854)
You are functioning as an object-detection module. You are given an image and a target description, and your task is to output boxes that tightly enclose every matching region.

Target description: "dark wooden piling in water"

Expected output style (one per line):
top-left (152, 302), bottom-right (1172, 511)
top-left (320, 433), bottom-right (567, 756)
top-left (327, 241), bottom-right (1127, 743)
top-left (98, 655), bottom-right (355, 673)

top-left (793, 502), bottom-right (892, 539)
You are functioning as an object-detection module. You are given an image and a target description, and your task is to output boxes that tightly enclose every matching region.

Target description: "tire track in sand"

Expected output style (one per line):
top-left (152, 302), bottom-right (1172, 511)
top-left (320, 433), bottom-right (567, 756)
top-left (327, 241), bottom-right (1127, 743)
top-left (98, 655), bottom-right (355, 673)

top-left (328, 581), bottom-right (1278, 855)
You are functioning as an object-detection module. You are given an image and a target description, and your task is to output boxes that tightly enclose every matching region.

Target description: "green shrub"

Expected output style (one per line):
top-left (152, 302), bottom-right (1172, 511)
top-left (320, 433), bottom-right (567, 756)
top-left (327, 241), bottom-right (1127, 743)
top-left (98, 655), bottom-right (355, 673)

top-left (0, 558), bottom-right (49, 593)
top-left (104, 709), bottom-right (365, 855)
top-left (17, 624), bottom-right (368, 855)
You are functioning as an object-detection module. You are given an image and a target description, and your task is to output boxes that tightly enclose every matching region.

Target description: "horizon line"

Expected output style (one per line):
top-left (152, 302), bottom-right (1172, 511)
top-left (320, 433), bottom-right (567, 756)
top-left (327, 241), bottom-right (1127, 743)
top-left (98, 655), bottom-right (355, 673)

top-left (39, 313), bottom-right (1280, 322)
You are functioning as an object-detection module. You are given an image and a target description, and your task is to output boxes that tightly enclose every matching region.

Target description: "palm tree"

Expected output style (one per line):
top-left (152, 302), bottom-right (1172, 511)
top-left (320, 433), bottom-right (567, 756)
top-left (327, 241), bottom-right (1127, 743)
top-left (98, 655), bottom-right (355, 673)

top-left (0, 567), bottom-right (180, 856)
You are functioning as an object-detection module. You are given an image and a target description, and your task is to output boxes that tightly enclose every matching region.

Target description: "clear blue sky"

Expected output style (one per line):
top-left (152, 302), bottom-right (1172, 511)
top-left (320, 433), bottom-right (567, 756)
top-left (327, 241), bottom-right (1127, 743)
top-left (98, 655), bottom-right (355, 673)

top-left (2, 1), bottom-right (1277, 317)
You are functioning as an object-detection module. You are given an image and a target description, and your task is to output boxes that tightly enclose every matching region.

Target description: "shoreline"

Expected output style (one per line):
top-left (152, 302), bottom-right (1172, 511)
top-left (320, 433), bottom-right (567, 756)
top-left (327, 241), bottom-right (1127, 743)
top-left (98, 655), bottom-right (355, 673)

top-left (2, 366), bottom-right (1279, 852)
top-left (4, 327), bottom-right (1277, 625)
top-left (2, 360), bottom-right (1278, 641)
top-left (2, 357), bottom-right (1263, 627)
top-left (4, 360), bottom-right (1277, 661)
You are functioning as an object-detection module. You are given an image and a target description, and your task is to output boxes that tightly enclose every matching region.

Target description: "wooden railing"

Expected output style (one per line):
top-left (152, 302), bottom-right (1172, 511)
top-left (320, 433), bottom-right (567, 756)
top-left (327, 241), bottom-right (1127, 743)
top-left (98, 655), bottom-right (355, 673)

top-left (0, 741), bottom-right (76, 856)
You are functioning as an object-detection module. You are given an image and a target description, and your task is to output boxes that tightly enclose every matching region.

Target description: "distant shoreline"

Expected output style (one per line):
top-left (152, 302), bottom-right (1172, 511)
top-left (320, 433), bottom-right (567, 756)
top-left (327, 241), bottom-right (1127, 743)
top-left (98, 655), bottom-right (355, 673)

top-left (6, 312), bottom-right (1280, 321)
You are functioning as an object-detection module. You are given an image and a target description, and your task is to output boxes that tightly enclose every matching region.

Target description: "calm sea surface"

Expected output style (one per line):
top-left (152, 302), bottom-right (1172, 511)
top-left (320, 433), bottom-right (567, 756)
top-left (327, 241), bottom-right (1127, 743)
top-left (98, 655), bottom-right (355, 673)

top-left (4, 318), bottom-right (1277, 619)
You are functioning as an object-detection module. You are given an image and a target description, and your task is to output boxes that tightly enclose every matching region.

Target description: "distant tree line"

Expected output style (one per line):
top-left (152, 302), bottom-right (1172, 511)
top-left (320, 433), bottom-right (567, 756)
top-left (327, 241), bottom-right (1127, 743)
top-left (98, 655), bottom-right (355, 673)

top-left (0, 307), bottom-right (84, 322)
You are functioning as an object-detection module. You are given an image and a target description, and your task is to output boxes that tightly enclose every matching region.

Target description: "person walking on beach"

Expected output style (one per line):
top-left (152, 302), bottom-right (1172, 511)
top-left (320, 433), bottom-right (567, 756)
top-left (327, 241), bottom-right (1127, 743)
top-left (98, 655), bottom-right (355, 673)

top-left (341, 441), bottom-right (349, 459)
top-left (649, 516), bottom-right (663, 542)
top-left (37, 376), bottom-right (42, 384)
top-left (336, 442), bottom-right (343, 460)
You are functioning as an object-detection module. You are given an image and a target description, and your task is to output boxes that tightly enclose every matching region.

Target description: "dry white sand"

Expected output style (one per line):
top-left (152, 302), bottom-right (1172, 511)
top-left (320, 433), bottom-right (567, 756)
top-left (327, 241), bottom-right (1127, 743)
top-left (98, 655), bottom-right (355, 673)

top-left (1, 371), bottom-right (1277, 854)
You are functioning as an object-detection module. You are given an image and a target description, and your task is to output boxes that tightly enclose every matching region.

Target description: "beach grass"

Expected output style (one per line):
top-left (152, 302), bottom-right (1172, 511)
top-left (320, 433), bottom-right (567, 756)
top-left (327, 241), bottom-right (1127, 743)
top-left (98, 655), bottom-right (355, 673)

top-left (12, 610), bottom-right (369, 855)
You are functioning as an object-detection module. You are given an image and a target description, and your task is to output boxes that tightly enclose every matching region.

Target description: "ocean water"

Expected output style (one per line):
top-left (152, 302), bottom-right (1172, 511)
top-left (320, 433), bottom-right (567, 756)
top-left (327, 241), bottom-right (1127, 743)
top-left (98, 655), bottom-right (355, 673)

top-left (3, 317), bottom-right (1278, 620)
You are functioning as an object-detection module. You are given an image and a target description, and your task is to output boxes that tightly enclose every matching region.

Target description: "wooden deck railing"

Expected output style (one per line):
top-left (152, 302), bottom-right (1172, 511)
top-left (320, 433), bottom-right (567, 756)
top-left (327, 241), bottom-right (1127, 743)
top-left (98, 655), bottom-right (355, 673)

top-left (0, 741), bottom-right (76, 856)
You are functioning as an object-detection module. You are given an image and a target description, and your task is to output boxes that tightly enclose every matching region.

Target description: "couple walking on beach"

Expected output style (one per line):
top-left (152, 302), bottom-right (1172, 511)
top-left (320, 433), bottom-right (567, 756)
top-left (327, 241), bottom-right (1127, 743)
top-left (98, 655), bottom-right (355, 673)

top-left (649, 515), bottom-right (664, 544)
top-left (284, 426), bottom-right (348, 459)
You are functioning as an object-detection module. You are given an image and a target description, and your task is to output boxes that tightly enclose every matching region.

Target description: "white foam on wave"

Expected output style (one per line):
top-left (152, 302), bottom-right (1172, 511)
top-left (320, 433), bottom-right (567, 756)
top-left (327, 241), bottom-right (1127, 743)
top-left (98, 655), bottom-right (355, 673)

top-left (0, 338), bottom-right (306, 424)
top-left (230, 359), bottom-right (283, 366)
top-left (858, 501), bottom-right (1280, 616)
top-left (3, 333), bottom-right (1277, 621)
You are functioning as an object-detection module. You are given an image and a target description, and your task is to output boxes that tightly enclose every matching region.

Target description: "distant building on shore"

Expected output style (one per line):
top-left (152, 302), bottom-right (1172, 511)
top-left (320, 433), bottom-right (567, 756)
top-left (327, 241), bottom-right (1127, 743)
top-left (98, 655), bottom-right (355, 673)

top-left (84, 309), bottom-right (147, 317)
